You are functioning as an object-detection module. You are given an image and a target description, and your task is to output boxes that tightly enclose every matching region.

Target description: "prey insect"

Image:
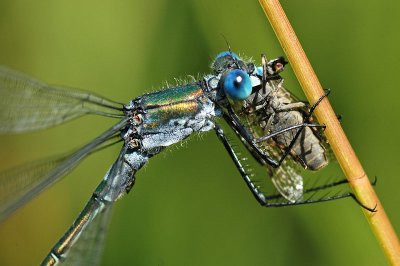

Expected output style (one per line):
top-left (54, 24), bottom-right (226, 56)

top-left (230, 54), bottom-right (334, 203)
top-left (227, 53), bottom-right (375, 208)
top-left (0, 51), bottom-right (368, 265)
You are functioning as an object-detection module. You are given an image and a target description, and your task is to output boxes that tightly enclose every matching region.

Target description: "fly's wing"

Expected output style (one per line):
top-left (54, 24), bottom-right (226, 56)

top-left (271, 162), bottom-right (303, 202)
top-left (0, 66), bottom-right (124, 133)
top-left (0, 118), bottom-right (129, 222)
top-left (253, 127), bottom-right (304, 202)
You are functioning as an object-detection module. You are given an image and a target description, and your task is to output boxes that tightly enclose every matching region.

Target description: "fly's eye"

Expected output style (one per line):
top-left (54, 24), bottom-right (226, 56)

top-left (223, 69), bottom-right (252, 100)
top-left (274, 62), bottom-right (284, 73)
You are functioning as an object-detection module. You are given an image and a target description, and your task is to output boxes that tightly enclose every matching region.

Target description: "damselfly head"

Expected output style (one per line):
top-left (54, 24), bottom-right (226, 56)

top-left (211, 51), bottom-right (262, 101)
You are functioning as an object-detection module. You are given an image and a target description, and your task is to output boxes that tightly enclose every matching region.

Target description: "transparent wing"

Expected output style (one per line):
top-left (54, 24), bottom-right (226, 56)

top-left (0, 66), bottom-right (124, 133)
top-left (270, 161), bottom-right (303, 202)
top-left (63, 203), bottom-right (114, 266)
top-left (0, 118), bottom-right (129, 222)
top-left (41, 144), bottom-right (132, 265)
top-left (255, 142), bottom-right (303, 202)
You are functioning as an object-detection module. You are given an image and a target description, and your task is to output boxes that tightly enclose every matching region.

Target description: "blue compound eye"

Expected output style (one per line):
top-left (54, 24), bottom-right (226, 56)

top-left (223, 69), bottom-right (252, 100)
top-left (256, 66), bottom-right (263, 76)
top-left (215, 51), bottom-right (240, 60)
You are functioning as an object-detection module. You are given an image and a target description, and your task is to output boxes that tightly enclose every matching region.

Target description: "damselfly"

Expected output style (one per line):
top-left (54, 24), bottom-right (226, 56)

top-left (0, 51), bottom-right (368, 265)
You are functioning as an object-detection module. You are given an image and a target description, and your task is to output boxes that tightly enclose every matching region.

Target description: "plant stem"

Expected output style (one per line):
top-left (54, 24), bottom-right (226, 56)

top-left (258, 0), bottom-right (400, 264)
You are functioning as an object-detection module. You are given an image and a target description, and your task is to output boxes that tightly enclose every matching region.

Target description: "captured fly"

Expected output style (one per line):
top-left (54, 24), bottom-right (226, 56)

top-left (0, 51), bottom-right (368, 265)
top-left (231, 54), bottom-right (332, 202)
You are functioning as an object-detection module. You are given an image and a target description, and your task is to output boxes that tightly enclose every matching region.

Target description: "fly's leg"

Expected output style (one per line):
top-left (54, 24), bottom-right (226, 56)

top-left (254, 123), bottom-right (325, 143)
top-left (277, 89), bottom-right (330, 166)
top-left (276, 102), bottom-right (307, 112)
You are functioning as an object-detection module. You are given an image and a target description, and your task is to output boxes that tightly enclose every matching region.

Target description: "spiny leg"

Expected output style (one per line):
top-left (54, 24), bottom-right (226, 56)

top-left (222, 105), bottom-right (324, 168)
top-left (215, 124), bottom-right (376, 211)
top-left (215, 124), bottom-right (267, 205)
top-left (263, 178), bottom-right (350, 201)
top-left (222, 109), bottom-right (278, 167)
top-left (303, 175), bottom-right (376, 196)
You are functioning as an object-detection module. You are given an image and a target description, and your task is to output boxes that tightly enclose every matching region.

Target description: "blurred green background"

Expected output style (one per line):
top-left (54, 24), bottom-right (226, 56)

top-left (0, 1), bottom-right (399, 265)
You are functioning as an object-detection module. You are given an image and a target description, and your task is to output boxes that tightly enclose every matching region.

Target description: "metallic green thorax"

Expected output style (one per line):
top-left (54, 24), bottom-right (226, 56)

top-left (141, 83), bottom-right (203, 107)
top-left (139, 83), bottom-right (207, 131)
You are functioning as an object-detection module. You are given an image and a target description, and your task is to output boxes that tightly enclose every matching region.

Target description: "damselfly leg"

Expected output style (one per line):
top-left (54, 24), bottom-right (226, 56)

top-left (215, 123), bottom-right (376, 211)
top-left (222, 100), bottom-right (326, 169)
